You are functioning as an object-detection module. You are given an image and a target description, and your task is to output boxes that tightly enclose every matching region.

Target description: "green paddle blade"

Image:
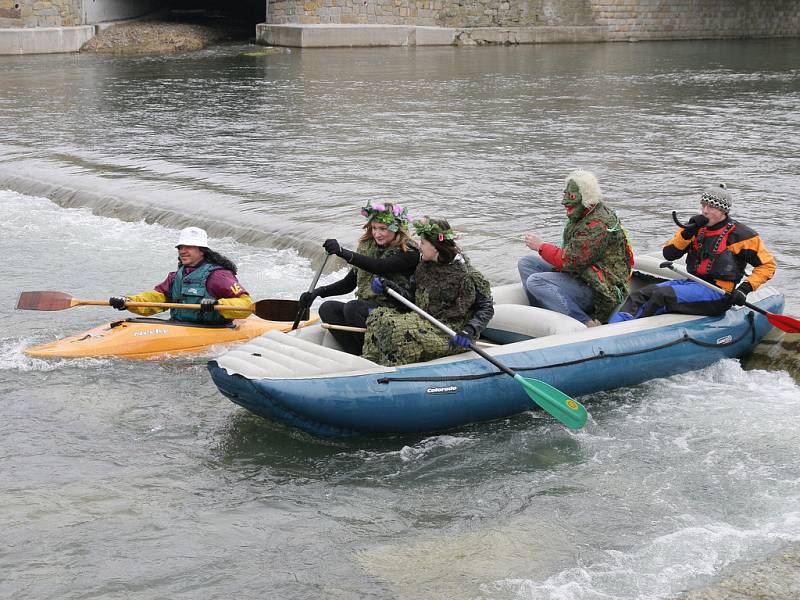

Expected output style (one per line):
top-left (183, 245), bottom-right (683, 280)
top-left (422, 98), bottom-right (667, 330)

top-left (514, 373), bottom-right (588, 430)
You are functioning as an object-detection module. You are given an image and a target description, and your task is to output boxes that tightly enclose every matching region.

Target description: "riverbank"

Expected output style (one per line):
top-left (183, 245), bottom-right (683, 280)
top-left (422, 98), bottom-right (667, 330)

top-left (81, 17), bottom-right (252, 54)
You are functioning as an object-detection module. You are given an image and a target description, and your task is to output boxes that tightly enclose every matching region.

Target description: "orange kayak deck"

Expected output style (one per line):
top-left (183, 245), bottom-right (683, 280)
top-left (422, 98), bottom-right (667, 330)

top-left (25, 314), bottom-right (319, 359)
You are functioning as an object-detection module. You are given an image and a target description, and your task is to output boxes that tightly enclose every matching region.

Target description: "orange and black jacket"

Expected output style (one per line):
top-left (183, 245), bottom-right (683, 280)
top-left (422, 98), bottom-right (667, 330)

top-left (662, 218), bottom-right (776, 293)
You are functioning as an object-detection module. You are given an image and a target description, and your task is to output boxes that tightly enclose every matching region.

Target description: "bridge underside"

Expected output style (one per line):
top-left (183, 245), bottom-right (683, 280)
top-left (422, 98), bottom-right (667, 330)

top-left (168, 0), bottom-right (264, 30)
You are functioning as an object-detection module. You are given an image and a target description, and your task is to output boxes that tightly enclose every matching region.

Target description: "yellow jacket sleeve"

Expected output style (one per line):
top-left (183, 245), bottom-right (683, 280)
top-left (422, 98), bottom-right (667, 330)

top-left (729, 235), bottom-right (777, 292)
top-left (125, 290), bottom-right (168, 316)
top-left (217, 294), bottom-right (254, 320)
top-left (662, 228), bottom-right (693, 254)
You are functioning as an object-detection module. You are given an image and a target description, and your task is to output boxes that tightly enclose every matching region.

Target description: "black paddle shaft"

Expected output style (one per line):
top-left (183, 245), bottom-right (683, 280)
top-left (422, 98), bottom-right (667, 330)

top-left (468, 342), bottom-right (516, 378)
top-left (292, 253), bottom-right (330, 330)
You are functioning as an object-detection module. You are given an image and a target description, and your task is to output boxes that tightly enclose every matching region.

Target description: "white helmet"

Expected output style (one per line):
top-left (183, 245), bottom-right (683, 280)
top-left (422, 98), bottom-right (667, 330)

top-left (175, 226), bottom-right (209, 248)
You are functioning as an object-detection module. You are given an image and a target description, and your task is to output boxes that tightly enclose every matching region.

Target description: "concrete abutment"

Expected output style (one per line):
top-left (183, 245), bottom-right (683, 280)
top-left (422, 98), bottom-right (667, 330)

top-left (1, 0), bottom-right (798, 53)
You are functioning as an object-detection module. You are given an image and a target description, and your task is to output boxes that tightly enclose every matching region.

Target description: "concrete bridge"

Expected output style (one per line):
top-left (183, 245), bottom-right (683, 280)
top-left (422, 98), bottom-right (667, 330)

top-left (1, 0), bottom-right (798, 53)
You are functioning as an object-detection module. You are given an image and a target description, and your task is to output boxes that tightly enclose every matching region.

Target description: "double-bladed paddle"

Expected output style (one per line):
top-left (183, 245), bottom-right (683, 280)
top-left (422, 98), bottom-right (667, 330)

top-left (15, 291), bottom-right (302, 322)
top-left (659, 261), bottom-right (800, 333)
top-left (383, 287), bottom-right (588, 430)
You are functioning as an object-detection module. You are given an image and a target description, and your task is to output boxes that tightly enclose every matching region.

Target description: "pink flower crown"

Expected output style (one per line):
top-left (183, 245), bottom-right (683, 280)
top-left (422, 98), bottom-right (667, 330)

top-left (360, 202), bottom-right (410, 232)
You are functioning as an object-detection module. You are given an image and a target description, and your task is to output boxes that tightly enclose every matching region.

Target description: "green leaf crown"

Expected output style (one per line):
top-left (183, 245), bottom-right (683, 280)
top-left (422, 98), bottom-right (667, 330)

top-left (412, 218), bottom-right (457, 242)
top-left (360, 202), bottom-right (409, 232)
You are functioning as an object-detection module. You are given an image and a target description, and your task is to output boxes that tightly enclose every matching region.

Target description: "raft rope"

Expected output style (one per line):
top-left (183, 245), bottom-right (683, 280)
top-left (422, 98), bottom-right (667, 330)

top-left (376, 312), bottom-right (755, 385)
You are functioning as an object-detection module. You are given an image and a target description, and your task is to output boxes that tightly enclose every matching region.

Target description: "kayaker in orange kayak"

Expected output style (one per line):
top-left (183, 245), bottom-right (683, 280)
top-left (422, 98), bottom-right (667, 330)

top-left (109, 227), bottom-right (254, 324)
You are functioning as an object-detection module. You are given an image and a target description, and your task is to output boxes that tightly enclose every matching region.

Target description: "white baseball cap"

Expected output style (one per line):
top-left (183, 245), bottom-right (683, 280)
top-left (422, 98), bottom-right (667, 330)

top-left (175, 227), bottom-right (209, 248)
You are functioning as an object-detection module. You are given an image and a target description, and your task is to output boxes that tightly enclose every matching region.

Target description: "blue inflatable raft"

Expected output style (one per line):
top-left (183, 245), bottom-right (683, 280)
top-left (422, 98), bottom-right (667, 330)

top-left (207, 257), bottom-right (783, 437)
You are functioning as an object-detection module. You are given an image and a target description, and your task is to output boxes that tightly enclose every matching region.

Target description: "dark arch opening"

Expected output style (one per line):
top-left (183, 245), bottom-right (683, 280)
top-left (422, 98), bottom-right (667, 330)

top-left (167, 0), bottom-right (265, 40)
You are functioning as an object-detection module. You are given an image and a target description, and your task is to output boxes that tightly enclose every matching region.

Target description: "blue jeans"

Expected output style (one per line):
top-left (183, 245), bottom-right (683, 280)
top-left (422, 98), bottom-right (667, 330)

top-left (517, 254), bottom-right (594, 324)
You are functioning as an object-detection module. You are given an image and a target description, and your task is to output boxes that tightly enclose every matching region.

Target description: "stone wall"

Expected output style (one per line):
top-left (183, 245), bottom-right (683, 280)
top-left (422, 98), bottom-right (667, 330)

top-left (267, 0), bottom-right (597, 26)
top-left (0, 0), bottom-right (82, 28)
top-left (0, 0), bottom-right (162, 28)
top-left (593, 0), bottom-right (800, 41)
top-left (266, 0), bottom-right (800, 38)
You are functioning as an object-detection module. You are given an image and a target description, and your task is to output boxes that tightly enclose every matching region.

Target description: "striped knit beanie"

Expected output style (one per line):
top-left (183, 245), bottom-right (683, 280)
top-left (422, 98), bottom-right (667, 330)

top-left (701, 184), bottom-right (732, 214)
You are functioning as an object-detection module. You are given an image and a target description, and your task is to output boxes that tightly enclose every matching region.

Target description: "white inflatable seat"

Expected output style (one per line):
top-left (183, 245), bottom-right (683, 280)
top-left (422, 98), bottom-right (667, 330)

top-left (292, 322), bottom-right (345, 350)
top-left (215, 329), bottom-right (379, 379)
top-left (482, 303), bottom-right (586, 343)
top-left (633, 254), bottom-right (681, 279)
top-left (490, 282), bottom-right (530, 305)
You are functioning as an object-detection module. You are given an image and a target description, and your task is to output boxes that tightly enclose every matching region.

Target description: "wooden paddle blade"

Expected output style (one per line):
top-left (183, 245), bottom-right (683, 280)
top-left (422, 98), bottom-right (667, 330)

top-left (253, 299), bottom-right (302, 322)
top-left (768, 312), bottom-right (800, 333)
top-left (16, 291), bottom-right (76, 311)
top-left (515, 374), bottom-right (588, 430)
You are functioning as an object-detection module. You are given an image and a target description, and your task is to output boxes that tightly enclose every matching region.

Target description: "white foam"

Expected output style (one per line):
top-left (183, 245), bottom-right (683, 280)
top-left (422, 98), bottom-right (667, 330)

top-left (485, 514), bottom-right (800, 599)
top-left (1, 188), bottom-right (317, 297)
top-left (0, 337), bottom-right (112, 372)
top-left (399, 434), bottom-right (475, 463)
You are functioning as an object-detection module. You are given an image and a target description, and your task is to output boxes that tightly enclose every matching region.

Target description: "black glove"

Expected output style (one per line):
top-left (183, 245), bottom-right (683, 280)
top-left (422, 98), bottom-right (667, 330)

top-left (729, 282), bottom-right (752, 306)
top-left (200, 298), bottom-right (218, 313)
top-left (323, 239), bottom-right (343, 256)
top-left (680, 214), bottom-right (710, 239)
top-left (298, 291), bottom-right (315, 308)
top-left (109, 296), bottom-right (127, 310)
top-left (298, 287), bottom-right (325, 308)
top-left (323, 239), bottom-right (354, 262)
top-left (449, 326), bottom-right (476, 349)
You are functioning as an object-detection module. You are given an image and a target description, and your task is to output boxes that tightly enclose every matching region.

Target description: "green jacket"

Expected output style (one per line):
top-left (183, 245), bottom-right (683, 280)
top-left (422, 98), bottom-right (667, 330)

top-left (560, 202), bottom-right (633, 321)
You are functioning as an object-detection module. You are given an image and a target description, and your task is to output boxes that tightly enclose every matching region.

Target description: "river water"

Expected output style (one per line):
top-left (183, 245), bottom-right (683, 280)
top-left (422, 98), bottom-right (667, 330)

top-left (1, 40), bottom-right (799, 599)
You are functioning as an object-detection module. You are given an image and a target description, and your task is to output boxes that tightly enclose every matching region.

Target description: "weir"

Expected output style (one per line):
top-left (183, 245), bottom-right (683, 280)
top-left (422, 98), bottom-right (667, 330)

top-left (0, 152), bottom-right (332, 263)
top-left (0, 0), bottom-right (798, 52)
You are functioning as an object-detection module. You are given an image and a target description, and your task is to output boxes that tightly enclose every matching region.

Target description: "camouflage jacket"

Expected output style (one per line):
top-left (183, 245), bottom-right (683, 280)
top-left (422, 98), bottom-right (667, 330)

top-left (412, 256), bottom-right (494, 334)
top-left (560, 202), bottom-right (632, 321)
top-left (362, 256), bottom-right (494, 366)
top-left (354, 238), bottom-right (417, 306)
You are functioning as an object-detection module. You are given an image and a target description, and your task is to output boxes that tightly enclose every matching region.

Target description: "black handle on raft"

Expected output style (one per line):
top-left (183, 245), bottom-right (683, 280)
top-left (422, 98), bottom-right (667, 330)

top-left (671, 211), bottom-right (687, 229)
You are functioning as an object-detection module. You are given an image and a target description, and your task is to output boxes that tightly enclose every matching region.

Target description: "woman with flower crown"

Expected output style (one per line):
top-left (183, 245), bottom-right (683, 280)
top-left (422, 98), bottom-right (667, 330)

top-left (298, 202), bottom-right (420, 355)
top-left (361, 218), bottom-right (494, 366)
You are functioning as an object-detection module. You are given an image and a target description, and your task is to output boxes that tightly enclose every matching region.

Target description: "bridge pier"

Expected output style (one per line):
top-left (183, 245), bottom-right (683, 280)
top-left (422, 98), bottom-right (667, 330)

top-left (0, 0), bottom-right (163, 54)
top-left (257, 0), bottom-right (800, 48)
top-left (1, 0), bottom-right (798, 53)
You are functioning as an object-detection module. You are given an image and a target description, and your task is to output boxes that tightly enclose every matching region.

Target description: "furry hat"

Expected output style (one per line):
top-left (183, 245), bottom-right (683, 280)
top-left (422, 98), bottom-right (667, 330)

top-left (701, 184), bottom-right (732, 214)
top-left (565, 170), bottom-right (603, 208)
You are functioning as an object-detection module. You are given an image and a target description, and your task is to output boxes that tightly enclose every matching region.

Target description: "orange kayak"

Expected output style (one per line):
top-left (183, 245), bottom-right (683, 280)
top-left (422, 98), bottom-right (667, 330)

top-left (25, 314), bottom-right (318, 359)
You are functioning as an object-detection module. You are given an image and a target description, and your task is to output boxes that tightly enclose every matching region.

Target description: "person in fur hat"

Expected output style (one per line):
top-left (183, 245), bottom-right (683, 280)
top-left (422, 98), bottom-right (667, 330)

top-left (517, 170), bottom-right (633, 325)
top-left (609, 183), bottom-right (776, 321)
